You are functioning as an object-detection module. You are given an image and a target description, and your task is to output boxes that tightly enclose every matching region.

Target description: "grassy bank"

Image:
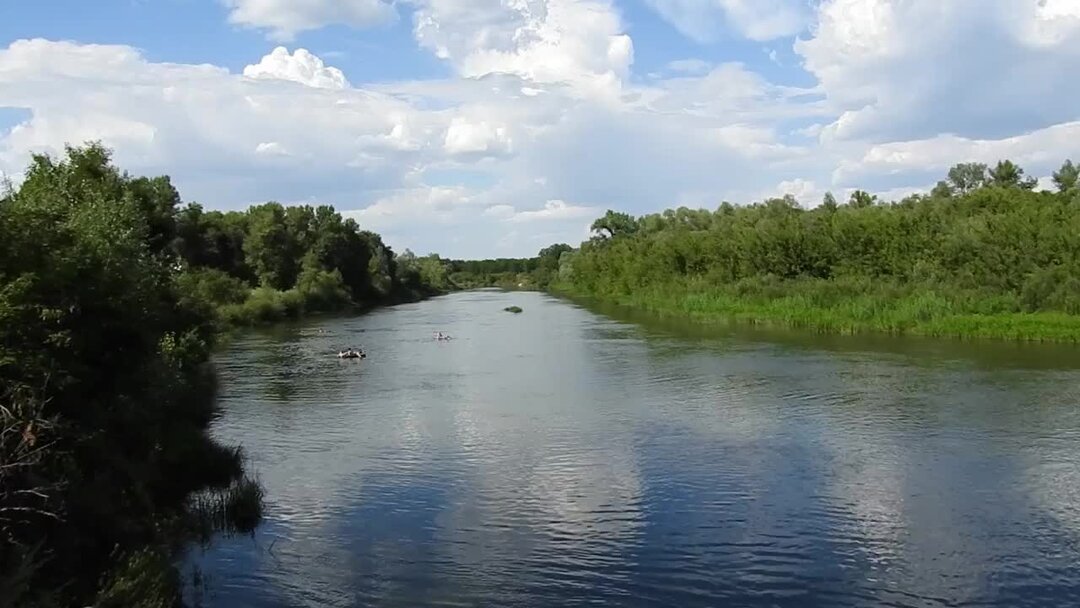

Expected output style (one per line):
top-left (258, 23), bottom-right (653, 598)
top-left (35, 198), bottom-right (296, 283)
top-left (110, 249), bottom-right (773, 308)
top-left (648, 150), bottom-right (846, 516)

top-left (556, 278), bottom-right (1080, 343)
top-left (553, 159), bottom-right (1080, 343)
top-left (179, 264), bottom-right (442, 335)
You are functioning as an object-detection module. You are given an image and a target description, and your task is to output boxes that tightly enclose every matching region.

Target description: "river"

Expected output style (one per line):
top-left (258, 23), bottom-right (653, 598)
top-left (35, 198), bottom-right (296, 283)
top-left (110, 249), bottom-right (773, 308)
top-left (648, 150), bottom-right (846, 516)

top-left (187, 289), bottom-right (1080, 607)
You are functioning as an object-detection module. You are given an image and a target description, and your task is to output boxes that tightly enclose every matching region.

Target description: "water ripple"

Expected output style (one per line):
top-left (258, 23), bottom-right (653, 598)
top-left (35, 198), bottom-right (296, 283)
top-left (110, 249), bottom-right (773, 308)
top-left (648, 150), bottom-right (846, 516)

top-left (187, 291), bottom-right (1080, 608)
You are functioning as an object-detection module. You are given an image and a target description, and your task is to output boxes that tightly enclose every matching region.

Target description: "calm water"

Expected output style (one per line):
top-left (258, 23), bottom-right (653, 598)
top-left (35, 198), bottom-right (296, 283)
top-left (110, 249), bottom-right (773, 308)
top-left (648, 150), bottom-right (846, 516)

top-left (187, 290), bottom-right (1080, 607)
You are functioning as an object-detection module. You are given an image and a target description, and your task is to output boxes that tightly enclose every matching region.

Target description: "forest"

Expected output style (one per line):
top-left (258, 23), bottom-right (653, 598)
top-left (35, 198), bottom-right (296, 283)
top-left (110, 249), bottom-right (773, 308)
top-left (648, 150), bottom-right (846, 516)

top-left (445, 244), bottom-right (571, 291)
top-left (554, 159), bottom-right (1080, 341)
top-left (0, 145), bottom-right (450, 607)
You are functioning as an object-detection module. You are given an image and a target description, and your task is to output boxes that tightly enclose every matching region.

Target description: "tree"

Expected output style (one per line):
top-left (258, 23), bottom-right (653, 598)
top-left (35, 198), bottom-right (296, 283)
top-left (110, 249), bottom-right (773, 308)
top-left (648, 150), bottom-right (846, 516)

top-left (538, 243), bottom-right (572, 271)
top-left (0, 145), bottom-right (259, 606)
top-left (590, 210), bottom-right (638, 239)
top-left (244, 202), bottom-right (299, 290)
top-left (848, 190), bottom-right (876, 208)
top-left (931, 181), bottom-right (954, 198)
top-left (947, 162), bottom-right (988, 194)
top-left (821, 191), bottom-right (838, 211)
top-left (989, 160), bottom-right (1037, 190)
top-left (126, 175), bottom-right (182, 255)
top-left (1052, 159), bottom-right (1078, 194)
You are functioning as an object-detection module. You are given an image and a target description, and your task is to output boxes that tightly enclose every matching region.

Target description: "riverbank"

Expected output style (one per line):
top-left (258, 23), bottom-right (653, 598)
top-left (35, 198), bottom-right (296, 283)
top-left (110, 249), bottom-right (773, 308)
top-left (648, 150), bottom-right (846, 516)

top-left (554, 281), bottom-right (1080, 343)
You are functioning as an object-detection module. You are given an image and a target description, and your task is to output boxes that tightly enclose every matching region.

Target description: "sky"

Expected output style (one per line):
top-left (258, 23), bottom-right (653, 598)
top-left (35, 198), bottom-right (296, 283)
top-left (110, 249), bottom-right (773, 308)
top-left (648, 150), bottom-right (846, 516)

top-left (1, 0), bottom-right (1078, 259)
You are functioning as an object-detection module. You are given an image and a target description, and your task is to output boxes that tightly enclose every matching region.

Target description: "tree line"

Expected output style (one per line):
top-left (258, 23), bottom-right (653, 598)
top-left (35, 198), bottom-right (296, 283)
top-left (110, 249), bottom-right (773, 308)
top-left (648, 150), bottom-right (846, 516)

top-left (551, 159), bottom-right (1080, 339)
top-left (175, 196), bottom-right (448, 327)
top-left (445, 245), bottom-right (573, 290)
top-left (0, 144), bottom-right (450, 607)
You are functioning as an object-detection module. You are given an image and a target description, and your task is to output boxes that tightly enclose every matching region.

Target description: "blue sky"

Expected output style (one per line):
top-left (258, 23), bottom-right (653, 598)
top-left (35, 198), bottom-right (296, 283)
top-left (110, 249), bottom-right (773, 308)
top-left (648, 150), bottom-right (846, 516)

top-left (2, 0), bottom-right (1079, 258)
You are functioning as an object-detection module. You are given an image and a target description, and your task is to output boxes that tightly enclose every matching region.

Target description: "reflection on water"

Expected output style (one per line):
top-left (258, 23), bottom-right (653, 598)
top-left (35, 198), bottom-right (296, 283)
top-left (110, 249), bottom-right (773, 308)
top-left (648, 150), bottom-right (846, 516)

top-left (188, 290), bottom-right (1080, 607)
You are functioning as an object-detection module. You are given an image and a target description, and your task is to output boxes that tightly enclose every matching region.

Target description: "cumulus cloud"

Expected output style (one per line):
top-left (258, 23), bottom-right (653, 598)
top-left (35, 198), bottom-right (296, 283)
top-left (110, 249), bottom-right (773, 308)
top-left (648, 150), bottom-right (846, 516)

top-left (713, 124), bottom-right (807, 160)
top-left (644, 0), bottom-right (809, 43)
top-left (833, 121), bottom-right (1080, 186)
top-left (222, 0), bottom-right (396, 41)
top-left (343, 185), bottom-right (478, 229)
top-left (0, 40), bottom-right (440, 204)
top-left (796, 0), bottom-right (1080, 143)
top-left (243, 46), bottom-right (350, 89)
top-left (411, 0), bottom-right (633, 98)
top-left (770, 178), bottom-right (819, 205)
top-left (443, 117), bottom-right (512, 156)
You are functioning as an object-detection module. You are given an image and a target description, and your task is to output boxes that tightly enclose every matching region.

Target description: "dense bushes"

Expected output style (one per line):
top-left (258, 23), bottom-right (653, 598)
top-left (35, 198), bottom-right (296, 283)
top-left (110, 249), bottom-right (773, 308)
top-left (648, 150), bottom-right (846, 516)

top-left (174, 200), bottom-right (448, 327)
top-left (0, 145), bottom-right (266, 606)
top-left (0, 143), bottom-right (447, 606)
top-left (555, 160), bottom-right (1080, 340)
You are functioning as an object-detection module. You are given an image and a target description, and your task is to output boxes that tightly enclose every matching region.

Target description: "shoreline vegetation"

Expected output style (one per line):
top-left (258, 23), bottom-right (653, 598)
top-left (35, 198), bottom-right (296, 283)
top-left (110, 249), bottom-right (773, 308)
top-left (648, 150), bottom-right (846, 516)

top-left (465, 159), bottom-right (1080, 343)
top-left (554, 284), bottom-right (1080, 342)
top-left (0, 144), bottom-right (449, 607)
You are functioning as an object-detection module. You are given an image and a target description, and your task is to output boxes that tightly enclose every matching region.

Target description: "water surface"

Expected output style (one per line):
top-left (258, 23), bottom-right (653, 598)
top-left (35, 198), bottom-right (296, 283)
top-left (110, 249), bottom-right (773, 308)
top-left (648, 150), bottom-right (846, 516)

top-left (188, 290), bottom-right (1080, 607)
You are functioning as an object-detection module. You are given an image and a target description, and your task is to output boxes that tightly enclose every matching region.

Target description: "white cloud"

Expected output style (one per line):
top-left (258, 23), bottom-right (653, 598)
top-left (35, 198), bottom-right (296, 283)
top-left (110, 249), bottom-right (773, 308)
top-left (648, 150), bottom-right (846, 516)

top-left (644, 0), bottom-right (809, 43)
top-left (443, 117), bottom-right (512, 156)
top-left (255, 141), bottom-right (290, 156)
top-left (343, 185), bottom-right (478, 229)
top-left (222, 0), bottom-right (396, 41)
top-left (243, 46), bottom-right (350, 89)
top-left (714, 124), bottom-right (807, 160)
top-left (771, 178), bottom-right (818, 205)
top-left (411, 0), bottom-right (633, 98)
top-left (834, 121), bottom-right (1080, 185)
top-left (796, 0), bottom-right (1080, 144)
top-left (508, 199), bottom-right (594, 223)
top-left (482, 204), bottom-right (516, 219)
top-left (0, 40), bottom-right (443, 204)
top-left (639, 62), bottom-right (827, 124)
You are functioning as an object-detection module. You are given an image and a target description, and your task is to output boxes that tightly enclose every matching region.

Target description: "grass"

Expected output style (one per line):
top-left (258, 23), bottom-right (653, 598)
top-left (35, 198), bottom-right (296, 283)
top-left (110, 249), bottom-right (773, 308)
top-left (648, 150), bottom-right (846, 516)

top-left (189, 476), bottom-right (265, 540)
top-left (558, 278), bottom-right (1080, 343)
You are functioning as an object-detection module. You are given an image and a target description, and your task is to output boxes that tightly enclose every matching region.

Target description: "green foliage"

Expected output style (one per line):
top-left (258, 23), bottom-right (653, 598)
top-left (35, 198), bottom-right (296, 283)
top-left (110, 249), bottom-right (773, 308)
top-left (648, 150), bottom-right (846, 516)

top-left (989, 160), bottom-right (1038, 190)
top-left (244, 202), bottom-right (300, 290)
top-left (0, 144), bottom-right (263, 607)
top-left (557, 158), bottom-right (1080, 341)
top-left (947, 162), bottom-right (988, 194)
top-left (0, 143), bottom-right (447, 606)
top-left (1052, 159), bottom-right (1078, 194)
top-left (446, 257), bottom-right (540, 290)
top-left (173, 198), bottom-right (446, 327)
top-left (176, 267), bottom-right (250, 313)
top-left (821, 192), bottom-right (838, 211)
top-left (591, 209), bottom-right (638, 239)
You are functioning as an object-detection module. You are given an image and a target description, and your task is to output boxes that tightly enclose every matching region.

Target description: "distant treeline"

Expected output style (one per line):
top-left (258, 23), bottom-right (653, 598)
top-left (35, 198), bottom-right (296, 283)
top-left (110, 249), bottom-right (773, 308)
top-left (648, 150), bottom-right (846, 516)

top-left (553, 159), bottom-right (1080, 340)
top-left (0, 144), bottom-right (449, 606)
top-left (447, 245), bottom-right (572, 290)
